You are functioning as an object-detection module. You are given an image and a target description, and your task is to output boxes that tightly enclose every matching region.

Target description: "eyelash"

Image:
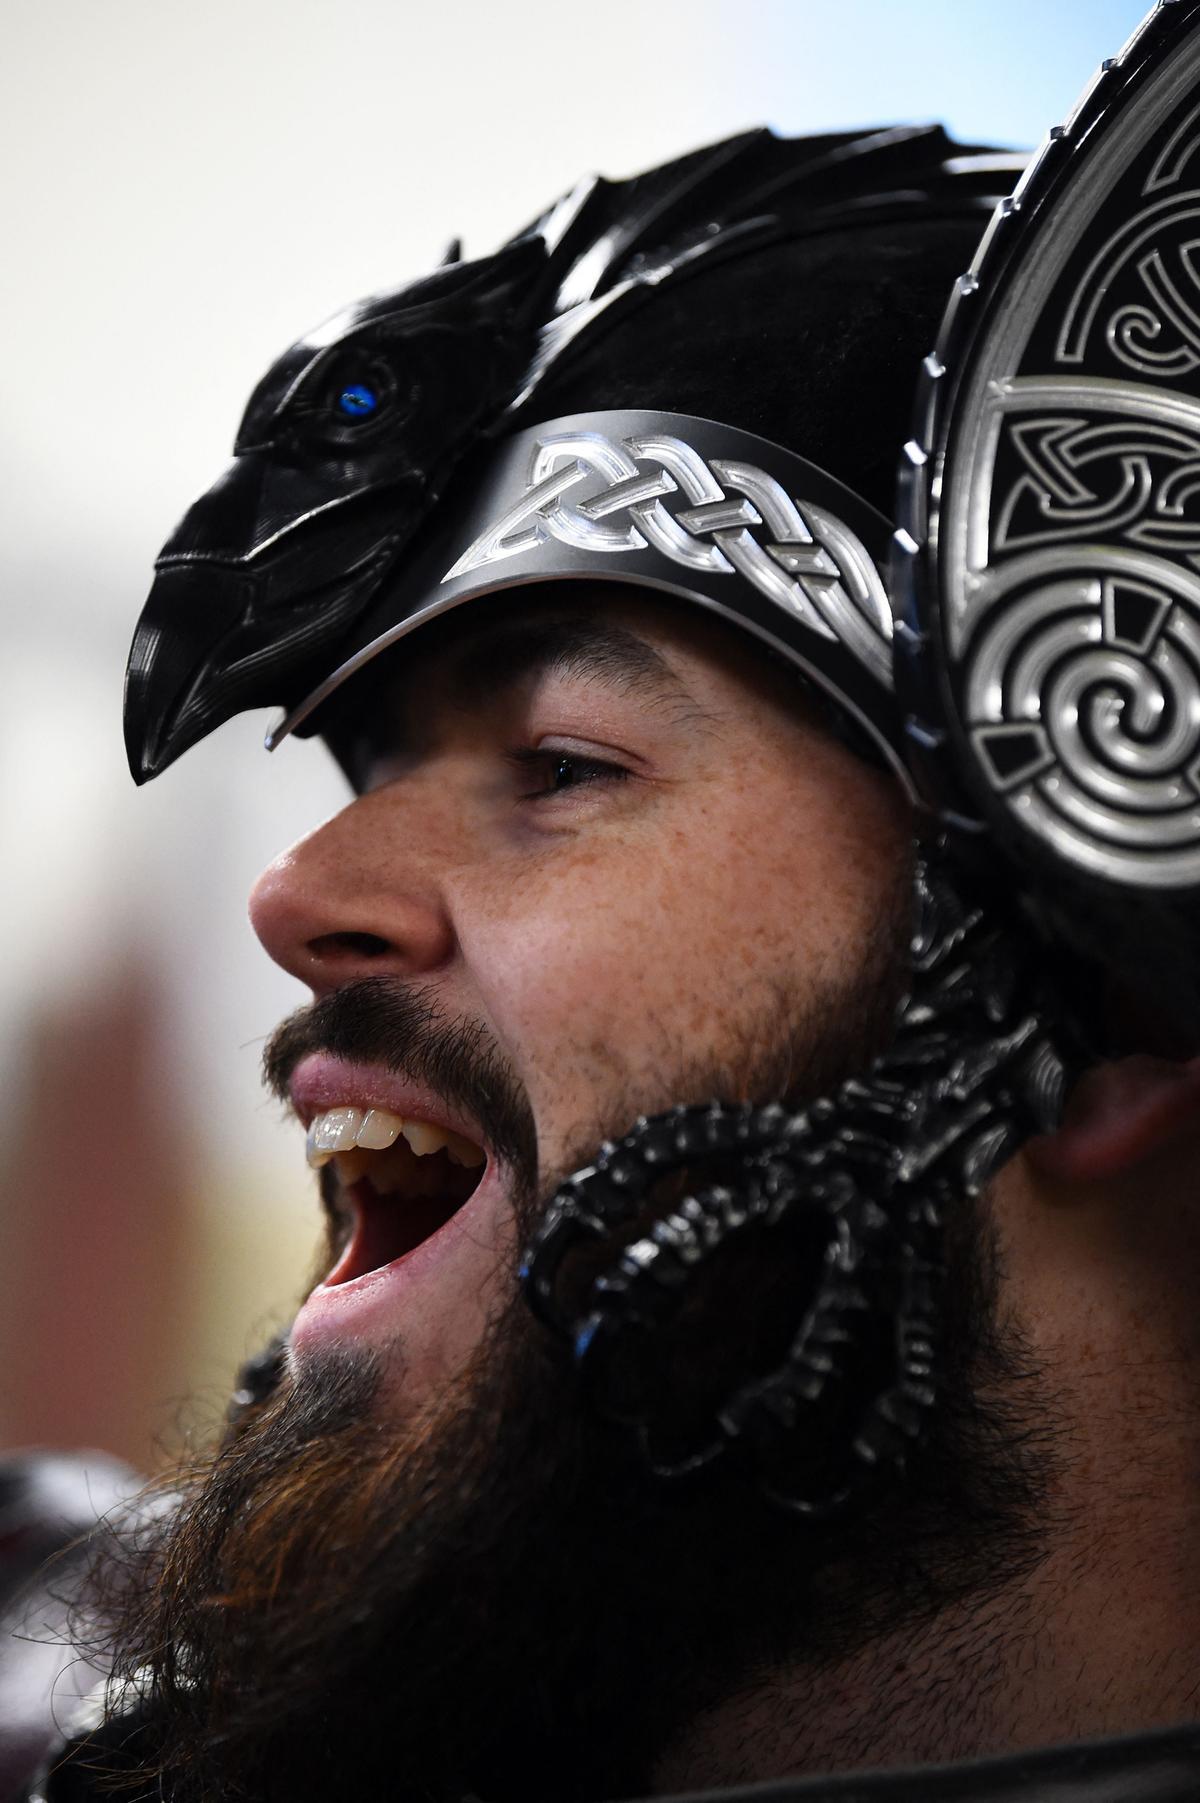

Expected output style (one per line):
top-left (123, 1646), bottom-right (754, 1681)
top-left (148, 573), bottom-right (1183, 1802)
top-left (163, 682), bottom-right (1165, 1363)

top-left (509, 746), bottom-right (632, 800)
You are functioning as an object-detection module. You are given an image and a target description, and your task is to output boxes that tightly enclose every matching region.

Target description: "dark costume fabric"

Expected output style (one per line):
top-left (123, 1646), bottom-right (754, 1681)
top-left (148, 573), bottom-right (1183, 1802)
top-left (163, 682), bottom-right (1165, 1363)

top-left (28, 1710), bottom-right (1200, 1801)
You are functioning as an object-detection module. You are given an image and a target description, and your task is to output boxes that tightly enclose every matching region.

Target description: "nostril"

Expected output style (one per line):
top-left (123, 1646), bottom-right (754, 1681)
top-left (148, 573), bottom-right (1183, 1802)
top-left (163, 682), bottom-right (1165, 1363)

top-left (309, 931), bottom-right (393, 960)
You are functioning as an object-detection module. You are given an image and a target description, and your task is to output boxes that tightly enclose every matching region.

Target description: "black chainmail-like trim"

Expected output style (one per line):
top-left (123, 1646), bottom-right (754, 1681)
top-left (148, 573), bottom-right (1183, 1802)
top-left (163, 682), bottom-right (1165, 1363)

top-left (521, 835), bottom-right (1081, 1517)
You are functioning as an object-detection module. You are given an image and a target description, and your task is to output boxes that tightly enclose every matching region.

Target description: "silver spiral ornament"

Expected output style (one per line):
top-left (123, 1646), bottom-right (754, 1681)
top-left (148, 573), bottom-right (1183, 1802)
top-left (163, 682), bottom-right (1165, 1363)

top-left (963, 551), bottom-right (1200, 888)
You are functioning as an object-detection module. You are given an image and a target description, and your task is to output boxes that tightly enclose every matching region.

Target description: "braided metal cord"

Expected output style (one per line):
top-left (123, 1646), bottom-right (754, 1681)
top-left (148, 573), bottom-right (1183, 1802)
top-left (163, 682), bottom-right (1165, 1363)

top-left (520, 837), bottom-right (1079, 1517)
top-left (447, 427), bottom-right (894, 689)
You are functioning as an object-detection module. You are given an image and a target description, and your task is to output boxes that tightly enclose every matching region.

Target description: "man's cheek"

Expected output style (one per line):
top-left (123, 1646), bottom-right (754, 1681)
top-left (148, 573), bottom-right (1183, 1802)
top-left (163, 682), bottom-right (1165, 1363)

top-left (475, 900), bottom-right (655, 1054)
top-left (507, 832), bottom-right (726, 979)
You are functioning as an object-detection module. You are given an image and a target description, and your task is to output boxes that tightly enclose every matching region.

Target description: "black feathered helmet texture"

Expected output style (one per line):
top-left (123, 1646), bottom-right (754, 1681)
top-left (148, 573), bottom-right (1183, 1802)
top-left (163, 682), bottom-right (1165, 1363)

top-left (527, 217), bottom-right (983, 513)
top-left (125, 1), bottom-right (1200, 1515)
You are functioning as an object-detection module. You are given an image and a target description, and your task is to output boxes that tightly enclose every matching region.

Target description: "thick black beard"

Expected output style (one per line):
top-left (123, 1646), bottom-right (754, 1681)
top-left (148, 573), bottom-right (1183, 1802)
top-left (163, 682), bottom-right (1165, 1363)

top-left (77, 907), bottom-right (1062, 1803)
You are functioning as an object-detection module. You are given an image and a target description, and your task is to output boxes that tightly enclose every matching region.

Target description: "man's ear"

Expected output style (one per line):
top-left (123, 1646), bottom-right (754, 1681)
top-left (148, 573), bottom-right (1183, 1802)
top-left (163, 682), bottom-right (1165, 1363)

top-left (1027, 1055), bottom-right (1200, 1184)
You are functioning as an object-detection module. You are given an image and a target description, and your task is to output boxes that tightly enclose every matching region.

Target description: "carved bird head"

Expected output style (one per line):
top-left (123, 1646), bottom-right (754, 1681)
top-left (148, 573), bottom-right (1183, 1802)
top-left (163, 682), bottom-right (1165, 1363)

top-left (124, 237), bottom-right (548, 781)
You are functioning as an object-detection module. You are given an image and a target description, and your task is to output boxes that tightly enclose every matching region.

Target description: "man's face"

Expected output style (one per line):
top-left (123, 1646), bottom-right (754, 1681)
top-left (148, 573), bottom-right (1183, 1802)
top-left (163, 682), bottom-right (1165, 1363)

top-left (249, 587), bottom-right (911, 1415)
top-left (101, 591), bottom-right (1057, 1803)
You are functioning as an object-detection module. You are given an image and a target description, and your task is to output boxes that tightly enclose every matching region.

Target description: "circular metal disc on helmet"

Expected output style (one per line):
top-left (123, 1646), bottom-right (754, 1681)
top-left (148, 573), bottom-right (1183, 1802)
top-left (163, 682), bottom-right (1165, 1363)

top-left (895, 0), bottom-right (1200, 1044)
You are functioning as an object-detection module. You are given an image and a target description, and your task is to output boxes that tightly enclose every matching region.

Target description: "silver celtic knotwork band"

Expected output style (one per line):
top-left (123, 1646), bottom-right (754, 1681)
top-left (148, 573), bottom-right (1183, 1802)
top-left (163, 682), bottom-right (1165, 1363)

top-left (271, 410), bottom-right (911, 792)
top-left (443, 427), bottom-right (893, 687)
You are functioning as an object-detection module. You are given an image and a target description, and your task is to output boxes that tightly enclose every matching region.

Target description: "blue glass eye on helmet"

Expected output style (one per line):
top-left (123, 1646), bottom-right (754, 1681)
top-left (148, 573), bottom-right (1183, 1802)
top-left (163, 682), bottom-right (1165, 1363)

top-left (337, 381), bottom-right (379, 420)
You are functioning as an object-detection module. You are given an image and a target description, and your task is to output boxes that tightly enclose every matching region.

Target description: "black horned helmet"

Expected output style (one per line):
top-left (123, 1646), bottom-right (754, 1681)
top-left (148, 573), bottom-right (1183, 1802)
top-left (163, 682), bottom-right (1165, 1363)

top-left (126, 0), bottom-right (1200, 1516)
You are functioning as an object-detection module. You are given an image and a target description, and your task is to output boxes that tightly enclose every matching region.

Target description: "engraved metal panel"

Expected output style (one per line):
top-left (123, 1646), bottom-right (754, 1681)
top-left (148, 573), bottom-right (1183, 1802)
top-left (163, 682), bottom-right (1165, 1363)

top-left (905, 4), bottom-right (1200, 895)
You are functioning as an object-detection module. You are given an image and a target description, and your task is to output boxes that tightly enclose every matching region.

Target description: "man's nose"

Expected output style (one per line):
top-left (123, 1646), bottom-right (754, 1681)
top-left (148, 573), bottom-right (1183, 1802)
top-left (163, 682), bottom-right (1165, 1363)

top-left (248, 789), bottom-right (456, 992)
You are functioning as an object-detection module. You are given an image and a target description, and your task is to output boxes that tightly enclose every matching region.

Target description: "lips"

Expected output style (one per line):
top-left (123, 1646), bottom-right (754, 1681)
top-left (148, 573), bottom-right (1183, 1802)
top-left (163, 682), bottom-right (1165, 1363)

top-left (289, 1056), bottom-right (490, 1153)
top-left (287, 1054), bottom-right (506, 1354)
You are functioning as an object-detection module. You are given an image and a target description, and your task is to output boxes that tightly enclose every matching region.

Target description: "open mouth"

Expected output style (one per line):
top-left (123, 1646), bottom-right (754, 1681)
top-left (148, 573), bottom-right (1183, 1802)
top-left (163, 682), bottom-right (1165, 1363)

top-left (305, 1105), bottom-right (488, 1284)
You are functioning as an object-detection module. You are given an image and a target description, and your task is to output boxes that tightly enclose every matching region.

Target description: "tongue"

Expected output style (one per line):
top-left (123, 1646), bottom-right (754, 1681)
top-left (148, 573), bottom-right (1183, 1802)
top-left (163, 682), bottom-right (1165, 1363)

top-left (331, 1190), bottom-right (462, 1284)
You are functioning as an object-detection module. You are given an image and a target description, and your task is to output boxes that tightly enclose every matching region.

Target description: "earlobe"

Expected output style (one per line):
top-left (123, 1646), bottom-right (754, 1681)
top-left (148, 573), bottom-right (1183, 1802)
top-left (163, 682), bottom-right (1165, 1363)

top-left (1027, 1054), bottom-right (1200, 1184)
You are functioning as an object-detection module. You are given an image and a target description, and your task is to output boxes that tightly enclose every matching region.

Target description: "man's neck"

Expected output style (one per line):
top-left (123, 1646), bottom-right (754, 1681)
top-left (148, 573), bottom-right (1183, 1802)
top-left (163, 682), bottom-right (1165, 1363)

top-left (652, 1151), bottom-right (1200, 1795)
top-left (651, 1506), bottom-right (1200, 1795)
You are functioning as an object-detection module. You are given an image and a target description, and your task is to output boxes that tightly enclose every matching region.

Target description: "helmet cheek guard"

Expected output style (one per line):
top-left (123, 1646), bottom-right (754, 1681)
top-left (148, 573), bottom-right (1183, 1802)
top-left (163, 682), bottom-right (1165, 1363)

top-left (123, 10), bottom-right (1200, 1518)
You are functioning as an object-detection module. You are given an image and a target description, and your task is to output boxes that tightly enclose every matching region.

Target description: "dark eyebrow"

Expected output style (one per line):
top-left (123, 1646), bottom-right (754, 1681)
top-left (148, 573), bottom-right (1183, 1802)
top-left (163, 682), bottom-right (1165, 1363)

top-left (446, 612), bottom-right (702, 716)
top-left (324, 606), bottom-right (712, 788)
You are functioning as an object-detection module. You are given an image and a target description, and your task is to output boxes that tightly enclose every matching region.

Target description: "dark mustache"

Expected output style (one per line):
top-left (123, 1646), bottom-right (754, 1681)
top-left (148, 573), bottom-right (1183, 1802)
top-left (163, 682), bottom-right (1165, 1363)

top-left (261, 976), bottom-right (538, 1179)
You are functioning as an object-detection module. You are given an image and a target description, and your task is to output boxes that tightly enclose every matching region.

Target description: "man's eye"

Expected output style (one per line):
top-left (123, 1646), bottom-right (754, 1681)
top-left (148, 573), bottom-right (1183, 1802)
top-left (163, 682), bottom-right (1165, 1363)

top-left (510, 747), bottom-right (631, 799)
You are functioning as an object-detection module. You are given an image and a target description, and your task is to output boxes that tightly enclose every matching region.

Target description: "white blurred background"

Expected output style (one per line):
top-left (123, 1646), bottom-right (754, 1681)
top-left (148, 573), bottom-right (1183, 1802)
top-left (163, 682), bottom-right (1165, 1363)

top-left (2, 0), bottom-right (1149, 1467)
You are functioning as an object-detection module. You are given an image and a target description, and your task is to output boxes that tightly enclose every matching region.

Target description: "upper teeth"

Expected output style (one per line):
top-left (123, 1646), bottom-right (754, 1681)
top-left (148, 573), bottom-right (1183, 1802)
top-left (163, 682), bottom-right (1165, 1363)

top-left (305, 1106), bottom-right (485, 1171)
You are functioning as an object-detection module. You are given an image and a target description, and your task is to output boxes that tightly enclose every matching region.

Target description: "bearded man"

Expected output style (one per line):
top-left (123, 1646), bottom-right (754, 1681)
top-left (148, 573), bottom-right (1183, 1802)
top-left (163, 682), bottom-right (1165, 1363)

top-left (26, 9), bottom-right (1200, 1801)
